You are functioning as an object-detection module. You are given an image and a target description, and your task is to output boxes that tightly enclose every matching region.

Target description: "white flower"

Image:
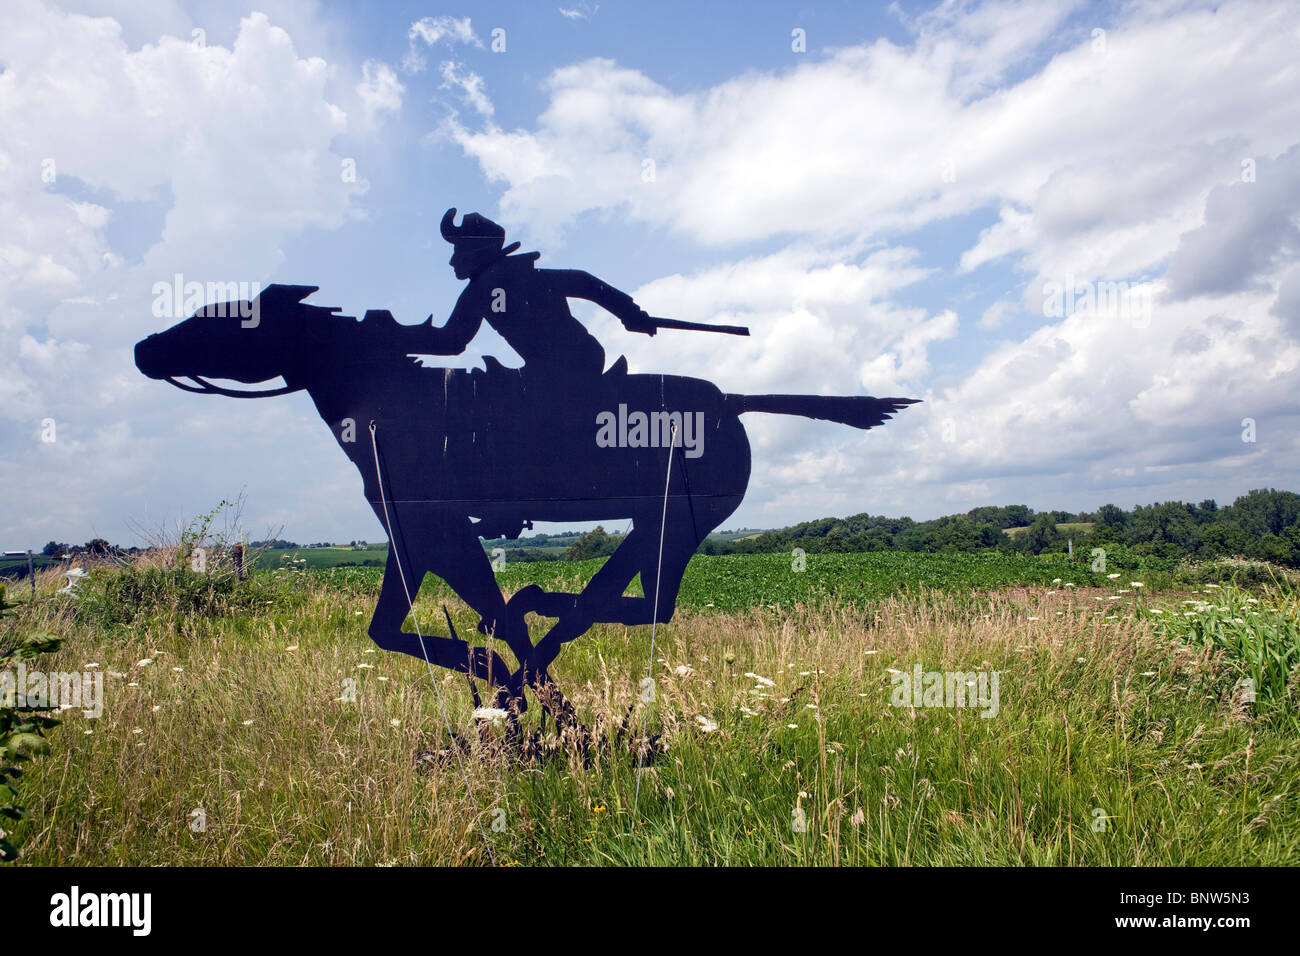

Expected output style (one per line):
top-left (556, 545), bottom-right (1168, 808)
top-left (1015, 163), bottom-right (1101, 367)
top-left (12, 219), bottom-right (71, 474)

top-left (1107, 573), bottom-right (1121, 580)
top-left (473, 707), bottom-right (508, 727)
top-left (136, 658), bottom-right (153, 667)
top-left (674, 665), bottom-right (694, 678)
top-left (242, 719), bottom-right (254, 726)
top-left (356, 663), bottom-right (374, 669)
top-left (695, 715), bottom-right (718, 732)
top-left (1131, 581), bottom-right (1144, 588)
top-left (745, 672), bottom-right (775, 686)
top-left (390, 719), bottom-right (401, 727)
top-left (286, 644), bottom-right (299, 651)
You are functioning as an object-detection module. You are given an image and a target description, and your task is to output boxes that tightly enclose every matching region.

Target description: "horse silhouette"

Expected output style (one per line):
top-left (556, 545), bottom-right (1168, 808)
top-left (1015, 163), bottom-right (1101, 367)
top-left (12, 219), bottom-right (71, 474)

top-left (135, 281), bottom-right (918, 722)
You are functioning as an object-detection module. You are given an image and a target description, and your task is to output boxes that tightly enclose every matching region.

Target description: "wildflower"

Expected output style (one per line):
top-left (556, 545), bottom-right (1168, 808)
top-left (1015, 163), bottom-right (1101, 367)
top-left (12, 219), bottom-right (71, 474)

top-left (1107, 573), bottom-right (1121, 580)
top-left (286, 644), bottom-right (299, 651)
top-left (84, 662), bottom-right (100, 669)
top-left (137, 658), bottom-right (154, 667)
top-left (1052, 578), bottom-right (1062, 585)
top-left (172, 667), bottom-right (183, 672)
top-left (356, 663), bottom-right (374, 670)
top-left (787, 723), bottom-right (798, 729)
top-left (1140, 671), bottom-right (1157, 677)
top-left (152, 705), bottom-right (161, 712)
top-left (1076, 657), bottom-right (1086, 663)
top-left (473, 707), bottom-right (508, 727)
top-left (1131, 582), bottom-right (1144, 588)
top-left (354, 610), bottom-right (363, 615)
top-left (745, 672), bottom-right (775, 686)
top-left (850, 808), bottom-right (865, 827)
top-left (696, 715), bottom-right (718, 732)
top-left (390, 719), bottom-right (401, 727)
top-left (132, 728), bottom-right (143, 735)
top-left (593, 805), bottom-right (606, 813)
top-left (674, 665), bottom-right (694, 678)
top-left (242, 719), bottom-right (254, 726)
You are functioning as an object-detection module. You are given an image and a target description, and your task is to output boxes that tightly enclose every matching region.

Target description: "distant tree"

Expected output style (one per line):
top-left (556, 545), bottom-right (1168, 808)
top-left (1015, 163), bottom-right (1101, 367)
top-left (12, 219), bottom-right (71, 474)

top-left (1019, 513), bottom-right (1061, 554)
top-left (83, 538), bottom-right (111, 556)
top-left (1226, 488), bottom-right (1300, 537)
top-left (1096, 504), bottom-right (1126, 528)
top-left (42, 541), bottom-right (69, 558)
top-left (565, 526), bottom-right (619, 561)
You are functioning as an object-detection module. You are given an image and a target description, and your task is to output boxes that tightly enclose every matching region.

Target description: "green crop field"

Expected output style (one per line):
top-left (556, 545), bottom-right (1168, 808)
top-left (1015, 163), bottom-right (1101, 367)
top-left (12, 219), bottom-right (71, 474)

top-left (4, 549), bottom-right (1298, 867)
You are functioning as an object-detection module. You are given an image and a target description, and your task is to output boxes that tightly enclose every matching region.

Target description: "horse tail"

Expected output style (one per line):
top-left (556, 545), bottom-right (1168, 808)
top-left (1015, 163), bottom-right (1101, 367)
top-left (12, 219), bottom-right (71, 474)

top-left (724, 393), bottom-right (920, 430)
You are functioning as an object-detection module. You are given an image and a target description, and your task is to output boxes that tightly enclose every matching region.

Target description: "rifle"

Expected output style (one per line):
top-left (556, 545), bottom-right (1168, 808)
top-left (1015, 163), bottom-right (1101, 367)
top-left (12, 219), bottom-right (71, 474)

top-left (644, 316), bottom-right (750, 336)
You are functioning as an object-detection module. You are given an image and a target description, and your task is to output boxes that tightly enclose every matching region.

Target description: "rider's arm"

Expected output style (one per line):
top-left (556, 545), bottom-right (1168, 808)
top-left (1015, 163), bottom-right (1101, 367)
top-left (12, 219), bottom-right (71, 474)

top-left (542, 269), bottom-right (656, 335)
top-left (411, 287), bottom-right (486, 354)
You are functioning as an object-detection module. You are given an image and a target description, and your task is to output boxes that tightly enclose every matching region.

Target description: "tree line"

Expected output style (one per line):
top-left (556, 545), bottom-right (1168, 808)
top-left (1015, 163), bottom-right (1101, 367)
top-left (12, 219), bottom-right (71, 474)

top-left (560, 488), bottom-right (1300, 568)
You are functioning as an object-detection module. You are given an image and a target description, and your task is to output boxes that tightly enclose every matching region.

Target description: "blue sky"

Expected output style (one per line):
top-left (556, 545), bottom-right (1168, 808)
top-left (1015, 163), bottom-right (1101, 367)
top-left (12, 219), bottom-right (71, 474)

top-left (2, 0), bottom-right (1298, 549)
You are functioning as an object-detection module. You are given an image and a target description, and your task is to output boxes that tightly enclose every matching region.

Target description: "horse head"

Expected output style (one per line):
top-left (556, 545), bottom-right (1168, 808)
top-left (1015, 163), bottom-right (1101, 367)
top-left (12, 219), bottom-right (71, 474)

top-left (134, 284), bottom-right (334, 398)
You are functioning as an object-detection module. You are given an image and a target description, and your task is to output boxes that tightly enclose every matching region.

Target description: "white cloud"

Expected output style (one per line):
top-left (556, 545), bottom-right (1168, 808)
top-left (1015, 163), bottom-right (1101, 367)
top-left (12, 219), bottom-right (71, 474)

top-left (356, 59), bottom-right (405, 124)
top-left (441, 0), bottom-right (1300, 521)
top-left (0, 1), bottom-right (366, 544)
top-left (403, 16), bottom-right (481, 73)
top-left (559, 4), bottom-right (599, 21)
top-left (439, 60), bottom-right (493, 118)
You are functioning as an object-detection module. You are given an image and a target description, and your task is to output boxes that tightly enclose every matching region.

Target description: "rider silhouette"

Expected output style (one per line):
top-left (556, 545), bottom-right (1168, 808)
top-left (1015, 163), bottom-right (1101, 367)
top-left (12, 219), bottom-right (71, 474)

top-left (426, 208), bottom-right (657, 382)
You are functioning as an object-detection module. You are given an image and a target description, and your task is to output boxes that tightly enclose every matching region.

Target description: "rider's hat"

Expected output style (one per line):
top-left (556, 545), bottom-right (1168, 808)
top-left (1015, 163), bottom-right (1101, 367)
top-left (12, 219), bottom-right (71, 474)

top-left (440, 208), bottom-right (521, 275)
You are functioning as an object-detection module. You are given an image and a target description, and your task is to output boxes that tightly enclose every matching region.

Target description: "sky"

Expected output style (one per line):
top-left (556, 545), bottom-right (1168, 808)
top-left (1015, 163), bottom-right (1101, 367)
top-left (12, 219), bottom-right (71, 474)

top-left (2, 0), bottom-right (1298, 549)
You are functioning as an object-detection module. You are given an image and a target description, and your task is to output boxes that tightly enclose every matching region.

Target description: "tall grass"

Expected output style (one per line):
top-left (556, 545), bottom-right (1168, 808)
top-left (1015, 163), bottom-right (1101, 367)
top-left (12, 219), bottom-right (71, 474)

top-left (4, 561), bottom-right (1297, 866)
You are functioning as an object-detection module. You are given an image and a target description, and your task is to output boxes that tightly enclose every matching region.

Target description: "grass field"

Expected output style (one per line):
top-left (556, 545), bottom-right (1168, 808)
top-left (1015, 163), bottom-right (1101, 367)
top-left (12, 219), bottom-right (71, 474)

top-left (4, 550), bottom-right (1298, 866)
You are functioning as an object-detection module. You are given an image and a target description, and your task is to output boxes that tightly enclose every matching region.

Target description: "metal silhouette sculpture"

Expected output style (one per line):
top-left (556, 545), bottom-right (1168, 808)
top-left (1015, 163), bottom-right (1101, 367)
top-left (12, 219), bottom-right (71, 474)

top-left (135, 209), bottom-right (918, 726)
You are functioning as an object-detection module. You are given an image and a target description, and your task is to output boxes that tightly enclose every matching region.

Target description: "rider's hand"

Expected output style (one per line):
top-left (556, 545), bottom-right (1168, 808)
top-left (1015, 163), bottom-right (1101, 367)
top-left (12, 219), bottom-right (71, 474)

top-left (623, 308), bottom-right (657, 336)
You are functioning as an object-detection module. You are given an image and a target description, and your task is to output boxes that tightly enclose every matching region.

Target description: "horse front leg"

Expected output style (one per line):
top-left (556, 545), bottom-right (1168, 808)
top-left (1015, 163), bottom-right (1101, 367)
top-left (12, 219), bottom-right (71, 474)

top-left (368, 544), bottom-right (511, 686)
